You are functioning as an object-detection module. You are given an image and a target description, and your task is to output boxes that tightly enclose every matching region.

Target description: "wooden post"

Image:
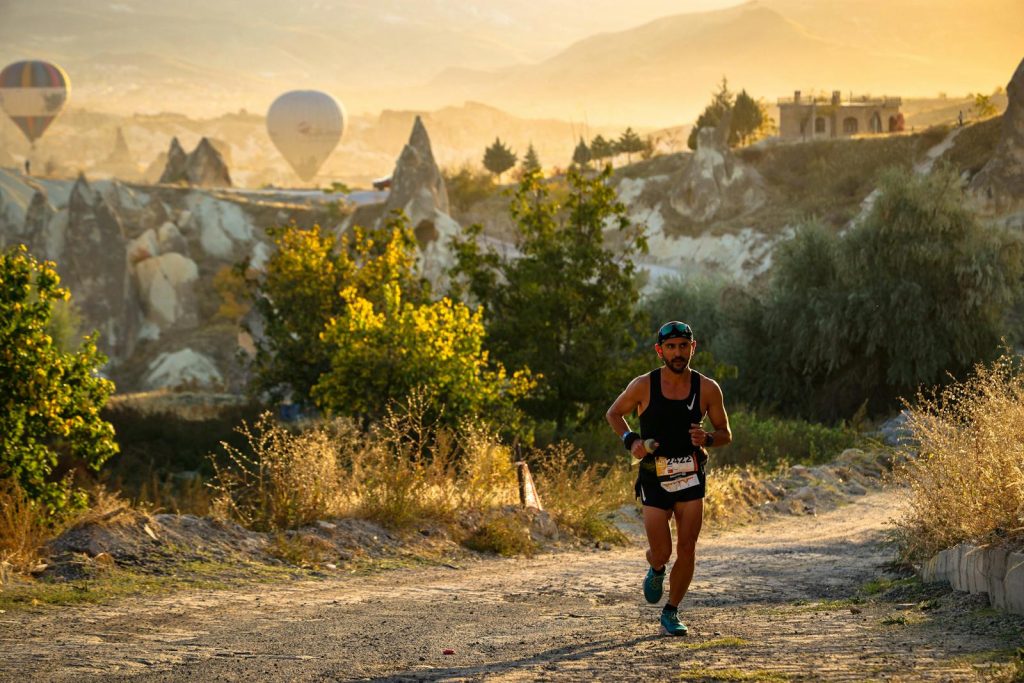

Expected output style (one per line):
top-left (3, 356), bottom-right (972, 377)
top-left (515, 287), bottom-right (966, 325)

top-left (515, 461), bottom-right (543, 511)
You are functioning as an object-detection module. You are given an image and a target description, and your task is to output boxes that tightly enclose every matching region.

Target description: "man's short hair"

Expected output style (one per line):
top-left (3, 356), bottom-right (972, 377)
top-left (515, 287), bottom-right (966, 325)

top-left (657, 321), bottom-right (693, 344)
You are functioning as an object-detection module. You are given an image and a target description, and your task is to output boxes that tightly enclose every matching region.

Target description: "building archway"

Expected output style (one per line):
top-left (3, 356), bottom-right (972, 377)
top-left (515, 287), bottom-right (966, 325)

top-left (815, 117), bottom-right (827, 134)
top-left (843, 117), bottom-right (859, 134)
top-left (869, 112), bottom-right (882, 133)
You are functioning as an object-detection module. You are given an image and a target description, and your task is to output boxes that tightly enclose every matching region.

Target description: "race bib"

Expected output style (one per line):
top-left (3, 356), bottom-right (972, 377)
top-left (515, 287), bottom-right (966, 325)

top-left (655, 455), bottom-right (698, 477)
top-left (660, 474), bottom-right (700, 493)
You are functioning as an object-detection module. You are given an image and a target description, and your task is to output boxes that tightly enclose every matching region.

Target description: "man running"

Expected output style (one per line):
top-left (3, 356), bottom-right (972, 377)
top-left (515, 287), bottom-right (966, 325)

top-left (605, 320), bottom-right (731, 635)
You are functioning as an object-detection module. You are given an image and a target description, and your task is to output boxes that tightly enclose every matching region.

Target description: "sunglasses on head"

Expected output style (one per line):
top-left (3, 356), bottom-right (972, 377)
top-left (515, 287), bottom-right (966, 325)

top-left (657, 321), bottom-right (692, 342)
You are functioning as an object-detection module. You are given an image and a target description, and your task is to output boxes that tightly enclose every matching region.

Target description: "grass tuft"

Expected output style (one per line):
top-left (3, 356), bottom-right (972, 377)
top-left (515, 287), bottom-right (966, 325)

top-left (892, 352), bottom-right (1024, 562)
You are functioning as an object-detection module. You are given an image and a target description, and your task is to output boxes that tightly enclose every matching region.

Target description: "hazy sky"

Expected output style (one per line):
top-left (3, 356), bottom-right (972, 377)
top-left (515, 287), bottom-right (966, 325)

top-left (0, 0), bottom-right (1018, 125)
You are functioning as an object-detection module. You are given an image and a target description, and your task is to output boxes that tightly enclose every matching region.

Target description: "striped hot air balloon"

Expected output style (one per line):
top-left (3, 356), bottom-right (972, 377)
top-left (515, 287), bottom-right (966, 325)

top-left (0, 60), bottom-right (71, 145)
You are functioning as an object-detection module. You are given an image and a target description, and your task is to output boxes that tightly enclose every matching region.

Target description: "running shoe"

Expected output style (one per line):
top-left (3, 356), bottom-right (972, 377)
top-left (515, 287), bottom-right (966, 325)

top-left (660, 609), bottom-right (688, 636)
top-left (643, 566), bottom-right (665, 604)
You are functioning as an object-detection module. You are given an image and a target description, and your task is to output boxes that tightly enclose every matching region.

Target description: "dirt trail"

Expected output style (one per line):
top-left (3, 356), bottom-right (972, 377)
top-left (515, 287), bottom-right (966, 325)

top-left (2, 489), bottom-right (1021, 682)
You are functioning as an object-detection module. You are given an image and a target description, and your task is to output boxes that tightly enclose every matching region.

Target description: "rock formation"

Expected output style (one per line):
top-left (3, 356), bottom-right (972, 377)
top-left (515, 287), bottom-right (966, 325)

top-left (374, 116), bottom-right (460, 281)
top-left (668, 112), bottom-right (766, 223)
top-left (158, 137), bottom-right (232, 187)
top-left (970, 57), bottom-right (1024, 215)
top-left (158, 138), bottom-right (189, 185)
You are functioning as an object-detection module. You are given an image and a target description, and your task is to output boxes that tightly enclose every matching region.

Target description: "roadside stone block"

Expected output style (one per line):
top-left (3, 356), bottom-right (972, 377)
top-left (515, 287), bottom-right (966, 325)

top-left (1005, 553), bottom-right (1024, 616)
top-left (985, 547), bottom-right (1011, 610)
top-left (962, 545), bottom-right (987, 595)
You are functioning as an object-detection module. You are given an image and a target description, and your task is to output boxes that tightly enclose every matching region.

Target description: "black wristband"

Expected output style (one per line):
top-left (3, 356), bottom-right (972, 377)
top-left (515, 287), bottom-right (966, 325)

top-left (704, 432), bottom-right (714, 447)
top-left (622, 431), bottom-right (641, 451)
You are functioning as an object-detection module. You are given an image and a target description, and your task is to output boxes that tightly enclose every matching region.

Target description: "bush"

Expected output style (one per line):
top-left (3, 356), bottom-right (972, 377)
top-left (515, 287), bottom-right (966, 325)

top-left (313, 282), bottom-right (534, 430)
top-left (443, 164), bottom-right (500, 214)
top-left (893, 352), bottom-right (1024, 562)
top-left (0, 246), bottom-right (118, 515)
top-left (714, 410), bottom-right (861, 469)
top-left (463, 514), bottom-right (537, 557)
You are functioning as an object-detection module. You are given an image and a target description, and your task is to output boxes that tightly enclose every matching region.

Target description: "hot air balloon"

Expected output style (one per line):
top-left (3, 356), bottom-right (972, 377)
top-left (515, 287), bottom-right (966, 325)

top-left (267, 90), bottom-right (344, 182)
top-left (0, 60), bottom-right (70, 147)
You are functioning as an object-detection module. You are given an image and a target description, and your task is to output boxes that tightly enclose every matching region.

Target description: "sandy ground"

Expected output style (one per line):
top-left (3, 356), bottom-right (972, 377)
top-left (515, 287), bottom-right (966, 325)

top-left (2, 489), bottom-right (1022, 682)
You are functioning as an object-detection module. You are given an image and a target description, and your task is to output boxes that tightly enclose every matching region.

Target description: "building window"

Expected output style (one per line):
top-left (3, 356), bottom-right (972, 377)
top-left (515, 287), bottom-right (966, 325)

top-left (815, 117), bottom-right (826, 134)
top-left (843, 117), bottom-right (858, 134)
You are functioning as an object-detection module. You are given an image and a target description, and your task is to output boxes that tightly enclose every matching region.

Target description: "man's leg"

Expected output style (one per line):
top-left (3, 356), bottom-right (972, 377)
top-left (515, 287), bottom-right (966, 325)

top-left (642, 505), bottom-right (673, 570)
top-left (667, 498), bottom-right (704, 607)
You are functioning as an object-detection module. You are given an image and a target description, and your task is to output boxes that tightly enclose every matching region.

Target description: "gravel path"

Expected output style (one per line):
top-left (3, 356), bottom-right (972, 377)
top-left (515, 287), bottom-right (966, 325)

top-left (2, 489), bottom-right (1022, 682)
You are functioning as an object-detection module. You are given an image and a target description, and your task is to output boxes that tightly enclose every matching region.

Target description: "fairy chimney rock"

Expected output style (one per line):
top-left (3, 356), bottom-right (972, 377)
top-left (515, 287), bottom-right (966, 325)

top-left (970, 57), bottom-right (1024, 214)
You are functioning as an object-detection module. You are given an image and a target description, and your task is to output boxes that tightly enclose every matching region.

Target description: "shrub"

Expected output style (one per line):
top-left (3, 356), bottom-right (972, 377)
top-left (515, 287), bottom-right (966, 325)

top-left (714, 410), bottom-right (861, 469)
top-left (0, 245), bottom-right (118, 515)
top-left (893, 352), bottom-right (1024, 562)
top-left (443, 164), bottom-right (500, 214)
top-left (313, 282), bottom-right (534, 430)
top-left (463, 515), bottom-right (537, 557)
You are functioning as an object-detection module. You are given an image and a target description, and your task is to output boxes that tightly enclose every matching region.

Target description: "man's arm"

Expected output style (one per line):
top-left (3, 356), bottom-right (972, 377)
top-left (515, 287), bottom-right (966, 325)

top-left (689, 378), bottom-right (732, 448)
top-left (606, 375), bottom-right (649, 460)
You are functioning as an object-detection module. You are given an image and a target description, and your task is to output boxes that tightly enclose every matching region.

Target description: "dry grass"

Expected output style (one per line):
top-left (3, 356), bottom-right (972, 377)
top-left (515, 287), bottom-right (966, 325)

top-left (704, 466), bottom-right (781, 526)
top-left (531, 442), bottom-right (632, 545)
top-left (209, 392), bottom-right (520, 533)
top-left (0, 478), bottom-right (50, 582)
top-left (208, 413), bottom-right (358, 531)
top-left (893, 352), bottom-right (1024, 562)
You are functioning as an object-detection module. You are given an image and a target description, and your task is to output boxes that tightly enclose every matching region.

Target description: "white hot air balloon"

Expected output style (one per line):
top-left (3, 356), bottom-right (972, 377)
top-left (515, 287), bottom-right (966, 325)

top-left (266, 90), bottom-right (344, 182)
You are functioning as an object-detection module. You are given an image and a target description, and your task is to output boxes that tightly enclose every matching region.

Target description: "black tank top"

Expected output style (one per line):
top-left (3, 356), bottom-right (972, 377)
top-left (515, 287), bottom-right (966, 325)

top-left (638, 368), bottom-right (706, 475)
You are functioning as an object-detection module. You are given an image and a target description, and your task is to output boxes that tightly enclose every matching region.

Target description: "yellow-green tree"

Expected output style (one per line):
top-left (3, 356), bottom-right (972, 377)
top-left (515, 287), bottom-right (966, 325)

top-left (245, 214), bottom-right (427, 403)
top-left (0, 245), bottom-right (117, 515)
top-left (313, 283), bottom-right (534, 429)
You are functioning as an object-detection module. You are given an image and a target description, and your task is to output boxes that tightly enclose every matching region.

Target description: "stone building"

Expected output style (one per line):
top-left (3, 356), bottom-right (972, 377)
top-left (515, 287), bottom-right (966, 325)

top-left (778, 90), bottom-right (904, 140)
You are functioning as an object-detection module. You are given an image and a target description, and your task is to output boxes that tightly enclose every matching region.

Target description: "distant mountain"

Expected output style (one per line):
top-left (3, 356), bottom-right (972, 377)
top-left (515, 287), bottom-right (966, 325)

top-left (420, 1), bottom-right (1022, 126)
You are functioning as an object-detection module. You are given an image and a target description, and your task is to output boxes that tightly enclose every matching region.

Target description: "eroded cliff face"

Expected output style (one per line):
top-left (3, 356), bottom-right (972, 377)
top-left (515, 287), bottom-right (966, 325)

top-left (0, 169), bottom-right (329, 392)
top-left (970, 57), bottom-right (1024, 217)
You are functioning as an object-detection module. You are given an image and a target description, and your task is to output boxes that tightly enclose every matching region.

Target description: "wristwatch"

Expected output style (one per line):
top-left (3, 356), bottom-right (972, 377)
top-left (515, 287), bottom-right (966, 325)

top-left (704, 432), bottom-right (714, 447)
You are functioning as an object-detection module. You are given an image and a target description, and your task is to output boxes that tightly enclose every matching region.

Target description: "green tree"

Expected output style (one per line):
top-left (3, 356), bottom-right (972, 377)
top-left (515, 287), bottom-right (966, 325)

top-left (245, 215), bottom-right (428, 404)
top-left (617, 127), bottom-right (645, 164)
top-left (313, 283), bottom-right (534, 429)
top-left (449, 168), bottom-right (648, 430)
top-left (572, 137), bottom-right (592, 168)
top-left (521, 143), bottom-right (541, 175)
top-left (731, 90), bottom-right (765, 145)
top-left (0, 245), bottom-right (117, 515)
top-left (687, 77), bottom-right (736, 150)
top-left (590, 134), bottom-right (614, 167)
top-left (971, 92), bottom-right (997, 119)
top-left (735, 166), bottom-right (1024, 419)
top-left (482, 137), bottom-right (517, 182)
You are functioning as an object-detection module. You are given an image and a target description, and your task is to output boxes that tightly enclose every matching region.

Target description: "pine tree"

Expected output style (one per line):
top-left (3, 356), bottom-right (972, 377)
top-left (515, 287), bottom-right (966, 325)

top-left (732, 90), bottom-right (765, 145)
top-left (687, 77), bottom-right (736, 150)
top-left (521, 143), bottom-right (541, 174)
top-left (482, 137), bottom-right (517, 182)
top-left (572, 137), bottom-right (592, 168)
top-left (617, 127), bottom-right (645, 164)
top-left (590, 134), bottom-right (613, 167)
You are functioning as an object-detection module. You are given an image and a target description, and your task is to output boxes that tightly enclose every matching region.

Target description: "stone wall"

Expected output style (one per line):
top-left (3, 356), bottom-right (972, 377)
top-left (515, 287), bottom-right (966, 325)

top-left (920, 543), bottom-right (1024, 616)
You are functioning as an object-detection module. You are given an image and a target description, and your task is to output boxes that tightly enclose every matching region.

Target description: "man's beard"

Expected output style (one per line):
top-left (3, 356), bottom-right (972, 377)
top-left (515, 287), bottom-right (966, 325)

top-left (665, 357), bottom-right (689, 374)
